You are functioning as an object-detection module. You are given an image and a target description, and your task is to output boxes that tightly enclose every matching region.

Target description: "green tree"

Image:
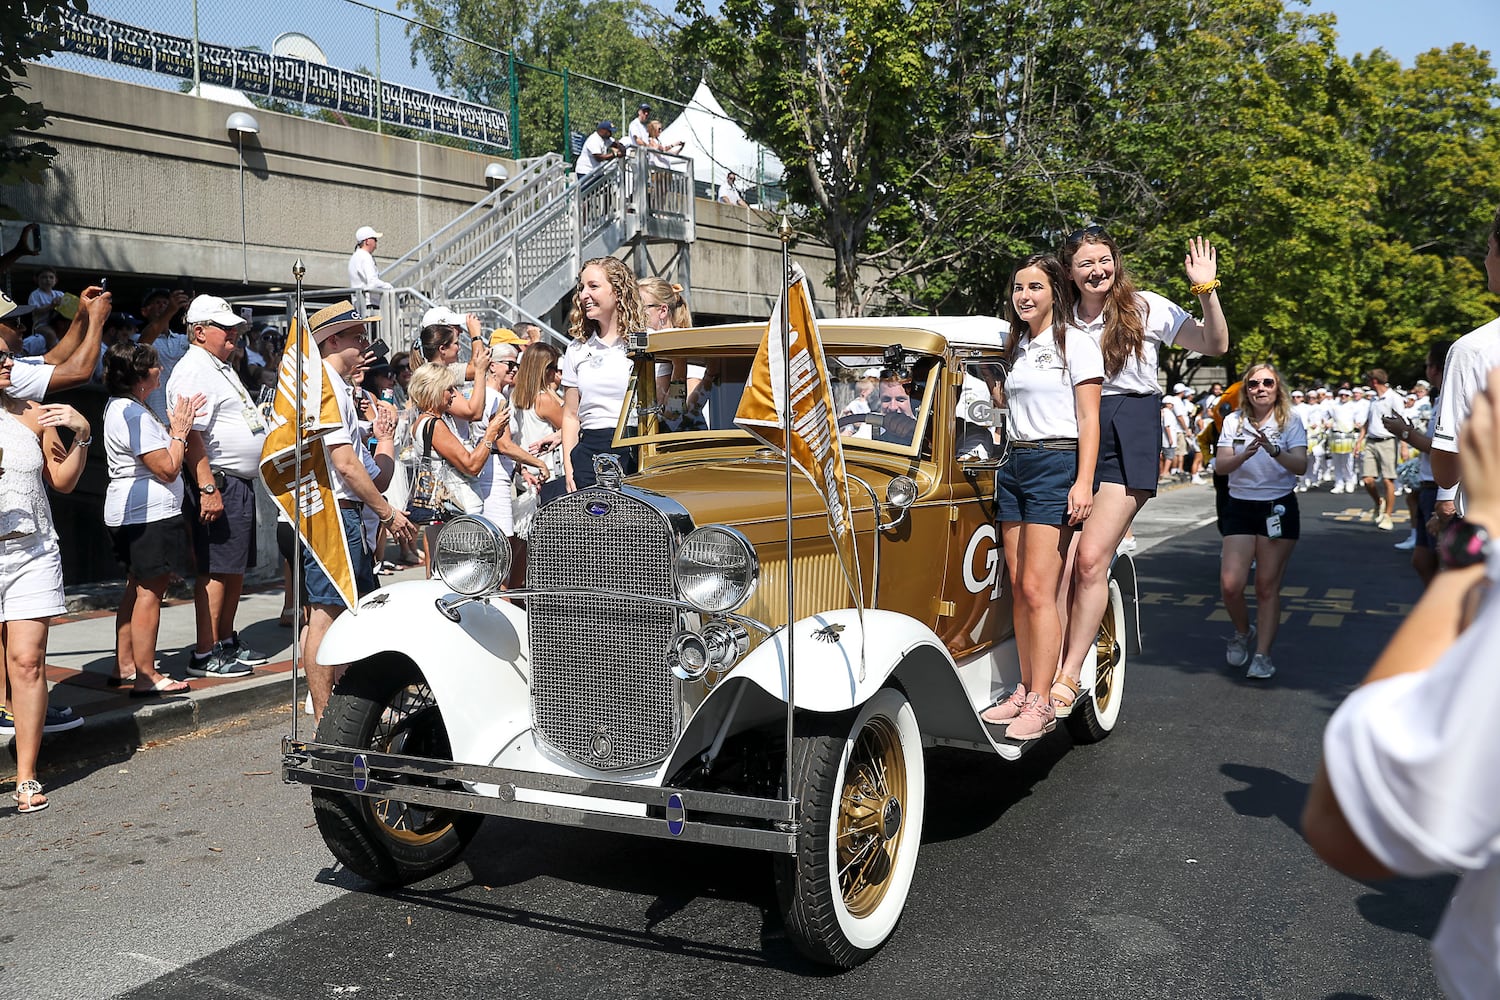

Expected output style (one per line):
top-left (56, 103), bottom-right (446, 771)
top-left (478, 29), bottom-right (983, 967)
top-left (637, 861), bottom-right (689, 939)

top-left (1, 0), bottom-right (87, 220)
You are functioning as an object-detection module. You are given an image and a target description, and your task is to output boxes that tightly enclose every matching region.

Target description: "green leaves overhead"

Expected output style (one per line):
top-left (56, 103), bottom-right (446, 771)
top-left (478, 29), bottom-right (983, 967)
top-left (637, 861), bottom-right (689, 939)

top-left (678, 0), bottom-right (1500, 380)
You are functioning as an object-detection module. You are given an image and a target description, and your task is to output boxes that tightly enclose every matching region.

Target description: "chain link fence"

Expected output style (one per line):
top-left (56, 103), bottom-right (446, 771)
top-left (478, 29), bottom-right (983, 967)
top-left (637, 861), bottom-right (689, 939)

top-left (29, 0), bottom-right (784, 202)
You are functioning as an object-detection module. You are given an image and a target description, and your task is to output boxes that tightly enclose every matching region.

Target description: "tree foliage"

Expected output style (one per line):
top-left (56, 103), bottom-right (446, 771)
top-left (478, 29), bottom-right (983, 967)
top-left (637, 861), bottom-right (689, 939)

top-left (675, 0), bottom-right (1500, 381)
top-left (1, 0), bottom-right (87, 220)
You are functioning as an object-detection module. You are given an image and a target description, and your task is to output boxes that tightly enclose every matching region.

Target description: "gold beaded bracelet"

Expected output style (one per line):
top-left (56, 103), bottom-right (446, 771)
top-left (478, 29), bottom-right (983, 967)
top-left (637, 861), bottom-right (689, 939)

top-left (1190, 279), bottom-right (1221, 296)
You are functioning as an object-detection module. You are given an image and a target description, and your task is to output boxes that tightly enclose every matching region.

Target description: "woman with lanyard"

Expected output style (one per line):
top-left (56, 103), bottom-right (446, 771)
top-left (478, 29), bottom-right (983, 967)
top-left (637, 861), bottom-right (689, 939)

top-left (1052, 228), bottom-right (1228, 718)
top-left (560, 257), bottom-right (645, 492)
top-left (0, 352), bottom-right (92, 813)
top-left (101, 341), bottom-right (202, 696)
top-left (1216, 362), bottom-right (1307, 680)
top-left (980, 254), bottom-right (1102, 741)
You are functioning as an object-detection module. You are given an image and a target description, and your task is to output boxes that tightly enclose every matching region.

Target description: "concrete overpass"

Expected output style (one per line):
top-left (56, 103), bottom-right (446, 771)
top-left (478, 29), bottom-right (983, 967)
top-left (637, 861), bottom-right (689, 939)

top-left (8, 64), bottom-right (842, 323)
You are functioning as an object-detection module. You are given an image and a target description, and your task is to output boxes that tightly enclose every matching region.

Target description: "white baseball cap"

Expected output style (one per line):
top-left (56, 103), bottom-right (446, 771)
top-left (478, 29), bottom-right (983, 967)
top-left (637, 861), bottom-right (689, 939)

top-left (1174, 382), bottom-right (1190, 394)
top-left (185, 294), bottom-right (244, 327)
top-left (420, 305), bottom-right (466, 329)
top-left (354, 225), bottom-right (383, 244)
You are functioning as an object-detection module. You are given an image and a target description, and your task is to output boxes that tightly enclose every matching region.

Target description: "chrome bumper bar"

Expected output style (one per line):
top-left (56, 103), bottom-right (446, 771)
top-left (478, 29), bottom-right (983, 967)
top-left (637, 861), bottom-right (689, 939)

top-left (283, 738), bottom-right (799, 854)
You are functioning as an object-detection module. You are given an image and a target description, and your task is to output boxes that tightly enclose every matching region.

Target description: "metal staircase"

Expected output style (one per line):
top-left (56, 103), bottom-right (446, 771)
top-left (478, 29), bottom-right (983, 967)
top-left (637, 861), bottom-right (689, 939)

top-left (379, 150), bottom-right (696, 347)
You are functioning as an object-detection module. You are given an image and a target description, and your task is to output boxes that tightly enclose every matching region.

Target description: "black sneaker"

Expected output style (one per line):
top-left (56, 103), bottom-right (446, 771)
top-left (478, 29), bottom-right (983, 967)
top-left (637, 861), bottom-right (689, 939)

top-left (225, 632), bottom-right (270, 667)
top-left (187, 646), bottom-right (254, 679)
top-left (0, 705), bottom-right (85, 735)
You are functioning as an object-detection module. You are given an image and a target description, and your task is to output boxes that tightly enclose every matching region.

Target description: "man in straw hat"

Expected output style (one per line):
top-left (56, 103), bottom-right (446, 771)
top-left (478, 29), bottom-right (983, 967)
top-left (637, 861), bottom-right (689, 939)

top-left (301, 300), bottom-right (416, 722)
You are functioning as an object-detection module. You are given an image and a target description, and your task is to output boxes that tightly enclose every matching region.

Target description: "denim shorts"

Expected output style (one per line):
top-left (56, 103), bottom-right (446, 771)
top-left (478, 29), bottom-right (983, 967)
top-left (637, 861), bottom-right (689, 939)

top-left (301, 507), bottom-right (378, 608)
top-left (997, 446), bottom-right (1077, 525)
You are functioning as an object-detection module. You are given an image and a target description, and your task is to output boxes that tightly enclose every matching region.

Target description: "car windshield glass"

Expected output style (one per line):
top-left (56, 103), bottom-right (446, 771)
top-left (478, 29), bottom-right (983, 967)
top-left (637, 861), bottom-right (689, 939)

top-left (619, 352), bottom-right (939, 453)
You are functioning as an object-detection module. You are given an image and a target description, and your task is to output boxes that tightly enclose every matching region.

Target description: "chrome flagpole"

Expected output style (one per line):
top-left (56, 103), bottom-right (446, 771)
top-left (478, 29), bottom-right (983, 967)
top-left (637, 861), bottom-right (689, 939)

top-left (290, 259), bottom-right (306, 742)
top-left (778, 216), bottom-right (796, 813)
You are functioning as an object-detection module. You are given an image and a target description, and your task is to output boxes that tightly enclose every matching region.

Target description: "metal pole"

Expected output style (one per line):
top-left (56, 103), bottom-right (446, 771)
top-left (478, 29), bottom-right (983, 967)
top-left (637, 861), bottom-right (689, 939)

top-left (237, 133), bottom-right (249, 284)
top-left (374, 12), bottom-right (383, 136)
top-left (191, 0), bottom-right (201, 93)
top-left (508, 55), bottom-right (521, 159)
top-left (290, 260), bottom-right (306, 742)
top-left (779, 215), bottom-right (796, 807)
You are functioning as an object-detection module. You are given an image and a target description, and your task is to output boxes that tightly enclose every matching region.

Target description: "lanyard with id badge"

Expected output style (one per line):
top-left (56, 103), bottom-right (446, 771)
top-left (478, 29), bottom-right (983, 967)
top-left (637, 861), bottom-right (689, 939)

top-left (219, 365), bottom-right (265, 434)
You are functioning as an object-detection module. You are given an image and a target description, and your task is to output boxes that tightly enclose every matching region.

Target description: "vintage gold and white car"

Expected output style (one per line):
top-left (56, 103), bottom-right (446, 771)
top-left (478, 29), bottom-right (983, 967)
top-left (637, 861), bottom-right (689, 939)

top-left (284, 316), bottom-right (1141, 968)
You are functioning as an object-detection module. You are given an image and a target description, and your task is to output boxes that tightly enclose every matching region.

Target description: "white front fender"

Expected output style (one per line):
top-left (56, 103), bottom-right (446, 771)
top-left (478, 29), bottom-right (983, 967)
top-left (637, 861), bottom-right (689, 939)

top-left (661, 609), bottom-right (1000, 778)
top-left (316, 580), bottom-right (531, 765)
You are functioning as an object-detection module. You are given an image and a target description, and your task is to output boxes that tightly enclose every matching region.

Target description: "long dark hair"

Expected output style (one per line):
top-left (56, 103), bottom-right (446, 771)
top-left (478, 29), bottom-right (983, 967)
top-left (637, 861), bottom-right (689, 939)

top-left (1060, 230), bottom-right (1145, 380)
top-left (1003, 253), bottom-right (1073, 367)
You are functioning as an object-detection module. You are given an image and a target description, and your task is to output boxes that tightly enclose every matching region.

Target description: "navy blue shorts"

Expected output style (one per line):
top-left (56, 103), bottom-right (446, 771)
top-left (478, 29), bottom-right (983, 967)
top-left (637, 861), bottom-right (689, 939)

top-left (568, 427), bottom-right (636, 492)
top-left (301, 507), bottom-right (378, 608)
top-left (109, 514), bottom-right (188, 582)
top-left (997, 447), bottom-right (1077, 525)
top-left (1096, 393), bottom-right (1162, 493)
top-left (182, 473), bottom-right (258, 575)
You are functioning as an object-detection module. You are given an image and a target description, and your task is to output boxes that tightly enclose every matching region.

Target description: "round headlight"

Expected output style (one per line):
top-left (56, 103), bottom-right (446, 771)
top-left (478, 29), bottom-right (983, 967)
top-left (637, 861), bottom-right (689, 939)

top-left (434, 515), bottom-right (511, 596)
top-left (886, 475), bottom-right (918, 509)
top-left (673, 526), bottom-right (759, 613)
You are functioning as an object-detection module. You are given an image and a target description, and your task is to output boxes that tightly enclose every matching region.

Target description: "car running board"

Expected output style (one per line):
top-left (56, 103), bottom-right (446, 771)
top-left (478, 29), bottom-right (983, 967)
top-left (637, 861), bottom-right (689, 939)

top-left (981, 718), bottom-right (1051, 761)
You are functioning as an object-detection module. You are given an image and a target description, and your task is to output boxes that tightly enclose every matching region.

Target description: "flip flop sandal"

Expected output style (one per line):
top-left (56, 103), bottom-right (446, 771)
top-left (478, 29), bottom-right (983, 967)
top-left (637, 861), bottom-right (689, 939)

top-left (130, 676), bottom-right (192, 698)
top-left (13, 779), bottom-right (48, 814)
top-left (1050, 674), bottom-right (1082, 719)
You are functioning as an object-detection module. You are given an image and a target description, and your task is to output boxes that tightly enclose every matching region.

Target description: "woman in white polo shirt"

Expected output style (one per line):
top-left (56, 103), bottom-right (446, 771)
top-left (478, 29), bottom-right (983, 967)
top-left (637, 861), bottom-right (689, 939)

top-left (1215, 362), bottom-right (1308, 680)
top-left (1053, 228), bottom-right (1228, 719)
top-left (980, 253), bottom-right (1103, 741)
top-left (559, 256), bottom-right (645, 493)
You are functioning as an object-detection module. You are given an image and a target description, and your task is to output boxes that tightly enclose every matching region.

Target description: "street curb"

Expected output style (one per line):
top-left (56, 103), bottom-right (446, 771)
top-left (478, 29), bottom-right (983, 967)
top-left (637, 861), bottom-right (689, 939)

top-left (11, 672), bottom-right (303, 778)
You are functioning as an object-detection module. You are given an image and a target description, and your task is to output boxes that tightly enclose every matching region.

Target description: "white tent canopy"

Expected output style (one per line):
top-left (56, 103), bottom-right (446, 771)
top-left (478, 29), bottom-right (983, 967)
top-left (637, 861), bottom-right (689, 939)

top-left (660, 80), bottom-right (785, 195)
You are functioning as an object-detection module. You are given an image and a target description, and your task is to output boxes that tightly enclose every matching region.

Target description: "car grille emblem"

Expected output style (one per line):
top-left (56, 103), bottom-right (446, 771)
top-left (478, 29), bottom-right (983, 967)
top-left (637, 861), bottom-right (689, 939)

top-left (585, 500), bottom-right (610, 517)
top-left (590, 728), bottom-right (613, 761)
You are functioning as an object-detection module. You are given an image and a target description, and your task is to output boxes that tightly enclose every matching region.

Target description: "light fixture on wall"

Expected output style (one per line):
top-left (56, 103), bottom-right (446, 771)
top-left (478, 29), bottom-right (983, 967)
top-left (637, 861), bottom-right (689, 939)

top-left (484, 162), bottom-right (509, 190)
top-left (226, 112), bottom-right (260, 284)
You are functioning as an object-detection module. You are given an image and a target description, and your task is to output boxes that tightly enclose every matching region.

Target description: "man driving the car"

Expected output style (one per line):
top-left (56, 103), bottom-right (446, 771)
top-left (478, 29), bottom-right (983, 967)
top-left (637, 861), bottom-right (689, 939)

top-left (875, 374), bottom-right (918, 445)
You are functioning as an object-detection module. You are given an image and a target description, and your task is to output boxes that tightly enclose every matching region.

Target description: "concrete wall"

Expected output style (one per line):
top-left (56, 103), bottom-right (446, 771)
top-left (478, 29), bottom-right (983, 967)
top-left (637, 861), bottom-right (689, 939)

top-left (12, 64), bottom-right (507, 289)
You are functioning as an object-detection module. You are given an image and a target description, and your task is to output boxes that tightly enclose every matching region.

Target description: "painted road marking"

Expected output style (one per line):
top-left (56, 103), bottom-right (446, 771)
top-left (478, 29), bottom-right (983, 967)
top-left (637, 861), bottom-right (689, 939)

top-left (1143, 587), bottom-right (1412, 629)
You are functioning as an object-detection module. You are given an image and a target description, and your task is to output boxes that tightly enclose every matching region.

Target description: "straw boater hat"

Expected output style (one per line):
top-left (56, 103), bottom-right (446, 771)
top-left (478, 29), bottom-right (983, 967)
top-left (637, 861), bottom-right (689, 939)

top-left (308, 300), bottom-right (380, 344)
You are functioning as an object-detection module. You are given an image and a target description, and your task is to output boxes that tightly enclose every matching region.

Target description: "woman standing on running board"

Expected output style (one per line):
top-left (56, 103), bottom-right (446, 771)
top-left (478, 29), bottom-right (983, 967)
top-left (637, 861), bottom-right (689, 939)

top-left (1215, 362), bottom-right (1307, 679)
top-left (1052, 228), bottom-right (1229, 718)
top-left (560, 256), bottom-right (646, 492)
top-left (980, 254), bottom-right (1103, 741)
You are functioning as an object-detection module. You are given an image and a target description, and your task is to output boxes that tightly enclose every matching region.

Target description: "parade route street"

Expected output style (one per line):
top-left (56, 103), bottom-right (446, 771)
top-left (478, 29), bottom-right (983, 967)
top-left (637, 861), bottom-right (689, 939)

top-left (3, 484), bottom-right (1450, 999)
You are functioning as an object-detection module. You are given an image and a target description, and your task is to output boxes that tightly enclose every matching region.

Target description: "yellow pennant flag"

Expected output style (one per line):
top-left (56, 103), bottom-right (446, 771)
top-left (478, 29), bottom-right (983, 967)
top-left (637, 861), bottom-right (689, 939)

top-left (735, 268), bottom-right (865, 612)
top-left (257, 308), bottom-right (359, 613)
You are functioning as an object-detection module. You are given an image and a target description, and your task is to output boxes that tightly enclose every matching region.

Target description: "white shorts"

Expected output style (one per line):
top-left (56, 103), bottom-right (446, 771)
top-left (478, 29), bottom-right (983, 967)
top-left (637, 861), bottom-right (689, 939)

top-left (0, 534), bottom-right (66, 621)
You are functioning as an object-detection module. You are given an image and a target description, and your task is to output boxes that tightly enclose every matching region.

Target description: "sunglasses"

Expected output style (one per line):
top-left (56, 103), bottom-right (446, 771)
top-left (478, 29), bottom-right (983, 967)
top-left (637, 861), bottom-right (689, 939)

top-left (1245, 378), bottom-right (1277, 389)
top-left (1064, 224), bottom-right (1108, 247)
top-left (0, 350), bottom-right (15, 365)
top-left (493, 359), bottom-right (519, 372)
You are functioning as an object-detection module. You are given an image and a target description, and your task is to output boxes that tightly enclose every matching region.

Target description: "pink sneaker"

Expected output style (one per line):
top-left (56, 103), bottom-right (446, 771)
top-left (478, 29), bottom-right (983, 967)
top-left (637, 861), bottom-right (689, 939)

top-left (1007, 696), bottom-right (1056, 741)
top-left (981, 683), bottom-right (1028, 724)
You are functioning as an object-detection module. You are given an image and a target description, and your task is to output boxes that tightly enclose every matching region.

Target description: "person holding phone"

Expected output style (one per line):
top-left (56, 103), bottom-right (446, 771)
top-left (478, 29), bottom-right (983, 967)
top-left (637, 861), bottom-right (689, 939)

top-left (1214, 362), bottom-right (1308, 680)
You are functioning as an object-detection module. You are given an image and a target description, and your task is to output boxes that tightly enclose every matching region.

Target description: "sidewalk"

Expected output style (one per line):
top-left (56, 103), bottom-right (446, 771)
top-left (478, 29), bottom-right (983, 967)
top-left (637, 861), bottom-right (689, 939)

top-left (4, 562), bottom-right (428, 779)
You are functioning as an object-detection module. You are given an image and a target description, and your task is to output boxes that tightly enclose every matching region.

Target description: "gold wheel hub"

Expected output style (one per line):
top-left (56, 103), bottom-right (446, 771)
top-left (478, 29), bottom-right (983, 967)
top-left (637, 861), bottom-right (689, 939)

top-left (366, 684), bottom-right (455, 846)
top-left (1094, 606), bottom-right (1121, 711)
top-left (836, 716), bottom-right (906, 918)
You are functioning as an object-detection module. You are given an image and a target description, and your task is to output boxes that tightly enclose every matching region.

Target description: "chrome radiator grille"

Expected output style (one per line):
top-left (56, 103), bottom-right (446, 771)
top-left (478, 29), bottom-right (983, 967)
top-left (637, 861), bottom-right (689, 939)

top-left (527, 489), bottom-right (678, 771)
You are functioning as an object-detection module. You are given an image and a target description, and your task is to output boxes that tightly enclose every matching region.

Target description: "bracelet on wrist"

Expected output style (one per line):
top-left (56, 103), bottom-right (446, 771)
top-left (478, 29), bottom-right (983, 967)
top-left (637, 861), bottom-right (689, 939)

top-left (1190, 278), bottom-right (1221, 296)
top-left (379, 509), bottom-right (397, 525)
top-left (73, 435), bottom-right (92, 449)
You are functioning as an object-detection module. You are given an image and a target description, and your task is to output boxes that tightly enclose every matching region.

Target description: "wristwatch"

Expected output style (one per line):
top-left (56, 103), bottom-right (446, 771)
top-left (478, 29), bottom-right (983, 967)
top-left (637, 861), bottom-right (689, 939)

top-left (199, 483), bottom-right (218, 495)
top-left (1437, 518), bottom-right (1491, 570)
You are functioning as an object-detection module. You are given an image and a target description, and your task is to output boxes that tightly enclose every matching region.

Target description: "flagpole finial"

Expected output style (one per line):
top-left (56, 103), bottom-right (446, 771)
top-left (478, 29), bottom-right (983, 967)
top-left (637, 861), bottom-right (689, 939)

top-left (292, 259), bottom-right (306, 281)
top-left (778, 215), bottom-right (792, 244)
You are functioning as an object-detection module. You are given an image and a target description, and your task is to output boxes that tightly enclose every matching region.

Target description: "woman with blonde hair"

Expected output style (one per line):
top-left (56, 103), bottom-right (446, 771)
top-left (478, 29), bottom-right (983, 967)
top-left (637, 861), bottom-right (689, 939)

top-left (639, 276), bottom-right (705, 426)
top-left (560, 257), bottom-right (645, 491)
top-left (1215, 361), bottom-right (1308, 680)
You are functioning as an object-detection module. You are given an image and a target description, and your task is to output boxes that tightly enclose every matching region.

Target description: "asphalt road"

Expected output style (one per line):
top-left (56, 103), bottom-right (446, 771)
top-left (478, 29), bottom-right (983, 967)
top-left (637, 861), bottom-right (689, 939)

top-left (2, 483), bottom-right (1449, 1000)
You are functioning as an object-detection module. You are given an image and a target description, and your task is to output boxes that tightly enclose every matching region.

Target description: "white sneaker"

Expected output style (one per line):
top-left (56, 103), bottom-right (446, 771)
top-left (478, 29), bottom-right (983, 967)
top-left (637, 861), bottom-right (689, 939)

top-left (1117, 537), bottom-right (1137, 553)
top-left (1191, 474), bottom-right (1205, 485)
top-left (1377, 513), bottom-right (1394, 531)
top-left (1394, 530), bottom-right (1416, 550)
top-left (1246, 653), bottom-right (1276, 680)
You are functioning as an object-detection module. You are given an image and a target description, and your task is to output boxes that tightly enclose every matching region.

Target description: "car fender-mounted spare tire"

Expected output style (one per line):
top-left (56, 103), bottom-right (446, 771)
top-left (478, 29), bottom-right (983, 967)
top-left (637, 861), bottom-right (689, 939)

top-left (774, 686), bottom-right (925, 968)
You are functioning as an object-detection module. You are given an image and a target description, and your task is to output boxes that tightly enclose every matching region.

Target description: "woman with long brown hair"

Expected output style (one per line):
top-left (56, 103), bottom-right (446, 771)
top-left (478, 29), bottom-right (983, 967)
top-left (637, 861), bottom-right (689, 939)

top-left (513, 341), bottom-right (566, 503)
top-left (980, 253), bottom-right (1102, 741)
top-left (1215, 361), bottom-right (1307, 680)
top-left (1052, 229), bottom-right (1228, 715)
top-left (559, 257), bottom-right (645, 491)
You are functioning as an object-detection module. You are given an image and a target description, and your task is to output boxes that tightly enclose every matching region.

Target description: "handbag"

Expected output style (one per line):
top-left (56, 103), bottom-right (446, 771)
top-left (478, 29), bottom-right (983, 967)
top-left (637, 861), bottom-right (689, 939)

top-left (405, 416), bottom-right (466, 525)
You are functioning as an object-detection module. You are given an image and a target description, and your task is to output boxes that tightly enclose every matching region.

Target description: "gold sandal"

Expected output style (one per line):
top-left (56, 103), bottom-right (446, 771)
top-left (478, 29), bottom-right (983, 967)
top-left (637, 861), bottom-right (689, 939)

top-left (1050, 674), bottom-right (1081, 719)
